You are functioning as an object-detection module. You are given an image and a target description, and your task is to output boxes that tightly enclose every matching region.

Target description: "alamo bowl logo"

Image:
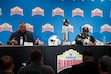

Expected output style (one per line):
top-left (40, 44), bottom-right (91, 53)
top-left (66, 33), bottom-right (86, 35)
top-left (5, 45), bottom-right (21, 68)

top-left (52, 7), bottom-right (64, 17)
top-left (10, 6), bottom-right (23, 16)
top-left (57, 49), bottom-right (82, 73)
top-left (91, 8), bottom-right (103, 17)
top-left (32, 7), bottom-right (44, 16)
top-left (0, 23), bottom-right (13, 32)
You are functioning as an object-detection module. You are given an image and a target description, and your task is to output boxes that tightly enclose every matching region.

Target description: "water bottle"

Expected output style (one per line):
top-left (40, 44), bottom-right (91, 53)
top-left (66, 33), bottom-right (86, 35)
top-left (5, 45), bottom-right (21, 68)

top-left (20, 36), bottom-right (23, 45)
top-left (103, 36), bottom-right (106, 45)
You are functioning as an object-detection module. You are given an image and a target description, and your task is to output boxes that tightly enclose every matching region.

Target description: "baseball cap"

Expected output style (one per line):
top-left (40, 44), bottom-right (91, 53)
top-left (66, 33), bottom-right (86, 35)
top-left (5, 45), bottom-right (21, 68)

top-left (82, 27), bottom-right (89, 32)
top-left (99, 55), bottom-right (111, 72)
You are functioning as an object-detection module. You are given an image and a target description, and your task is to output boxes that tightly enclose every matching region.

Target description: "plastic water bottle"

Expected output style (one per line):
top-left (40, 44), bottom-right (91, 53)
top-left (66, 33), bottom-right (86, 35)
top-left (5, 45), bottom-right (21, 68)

top-left (103, 36), bottom-right (106, 45)
top-left (20, 36), bottom-right (23, 45)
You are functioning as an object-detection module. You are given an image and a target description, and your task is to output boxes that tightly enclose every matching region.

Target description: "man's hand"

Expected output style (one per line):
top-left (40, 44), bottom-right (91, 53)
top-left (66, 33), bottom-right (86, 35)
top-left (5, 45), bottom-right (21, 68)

top-left (10, 38), bottom-right (18, 45)
top-left (87, 41), bottom-right (94, 46)
top-left (35, 38), bottom-right (44, 45)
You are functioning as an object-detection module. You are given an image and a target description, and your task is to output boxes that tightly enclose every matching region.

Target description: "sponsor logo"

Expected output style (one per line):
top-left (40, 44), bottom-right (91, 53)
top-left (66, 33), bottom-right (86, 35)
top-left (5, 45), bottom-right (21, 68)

top-left (0, 8), bottom-right (2, 16)
top-left (100, 24), bottom-right (111, 32)
top-left (72, 8), bottom-right (84, 17)
top-left (52, 7), bottom-right (64, 17)
top-left (0, 23), bottom-right (13, 32)
top-left (32, 7), bottom-right (44, 16)
top-left (42, 23), bottom-right (54, 32)
top-left (82, 24), bottom-right (93, 33)
top-left (91, 8), bottom-right (103, 17)
top-left (62, 24), bottom-right (74, 32)
top-left (10, 6), bottom-right (23, 16)
top-left (57, 49), bottom-right (82, 73)
top-left (25, 23), bottom-right (34, 32)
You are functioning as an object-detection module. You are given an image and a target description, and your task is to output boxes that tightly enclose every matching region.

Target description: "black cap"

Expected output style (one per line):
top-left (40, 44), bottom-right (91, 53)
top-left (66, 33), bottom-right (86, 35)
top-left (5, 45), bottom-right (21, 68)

top-left (99, 55), bottom-right (111, 72)
top-left (82, 27), bottom-right (89, 32)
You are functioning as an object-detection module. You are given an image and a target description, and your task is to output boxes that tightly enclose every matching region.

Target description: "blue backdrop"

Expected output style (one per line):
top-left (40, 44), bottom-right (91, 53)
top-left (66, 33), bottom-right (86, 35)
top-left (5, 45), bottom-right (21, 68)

top-left (0, 0), bottom-right (111, 45)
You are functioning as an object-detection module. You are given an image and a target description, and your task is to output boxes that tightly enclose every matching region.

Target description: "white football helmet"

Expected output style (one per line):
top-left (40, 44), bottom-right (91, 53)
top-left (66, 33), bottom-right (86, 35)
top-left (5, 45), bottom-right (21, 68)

top-left (48, 35), bottom-right (61, 46)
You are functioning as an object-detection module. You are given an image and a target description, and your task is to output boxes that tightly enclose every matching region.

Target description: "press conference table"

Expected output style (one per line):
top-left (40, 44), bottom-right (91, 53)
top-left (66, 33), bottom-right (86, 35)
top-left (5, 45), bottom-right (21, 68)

top-left (0, 45), bottom-right (110, 74)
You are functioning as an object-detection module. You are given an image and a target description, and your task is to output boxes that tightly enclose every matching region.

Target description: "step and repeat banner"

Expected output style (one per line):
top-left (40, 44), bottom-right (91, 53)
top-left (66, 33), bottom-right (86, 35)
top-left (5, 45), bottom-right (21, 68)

top-left (0, 0), bottom-right (111, 45)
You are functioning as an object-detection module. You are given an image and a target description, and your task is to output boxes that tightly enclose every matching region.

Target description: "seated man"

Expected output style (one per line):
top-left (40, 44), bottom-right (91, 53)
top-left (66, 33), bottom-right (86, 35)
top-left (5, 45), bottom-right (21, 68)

top-left (75, 27), bottom-right (96, 46)
top-left (7, 22), bottom-right (39, 45)
top-left (0, 55), bottom-right (15, 74)
top-left (69, 49), bottom-right (99, 74)
top-left (17, 49), bottom-right (55, 74)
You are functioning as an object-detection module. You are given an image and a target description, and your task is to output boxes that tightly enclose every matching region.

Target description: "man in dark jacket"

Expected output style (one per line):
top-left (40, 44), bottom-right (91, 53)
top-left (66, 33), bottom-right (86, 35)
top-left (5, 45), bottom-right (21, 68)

top-left (7, 22), bottom-right (38, 45)
top-left (17, 49), bottom-right (55, 74)
top-left (75, 27), bottom-right (96, 46)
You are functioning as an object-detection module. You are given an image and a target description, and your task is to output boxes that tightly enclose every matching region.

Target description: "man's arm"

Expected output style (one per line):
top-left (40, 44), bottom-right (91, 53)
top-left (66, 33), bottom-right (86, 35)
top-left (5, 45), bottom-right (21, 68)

top-left (75, 34), bottom-right (83, 45)
top-left (7, 32), bottom-right (18, 45)
top-left (90, 35), bottom-right (96, 45)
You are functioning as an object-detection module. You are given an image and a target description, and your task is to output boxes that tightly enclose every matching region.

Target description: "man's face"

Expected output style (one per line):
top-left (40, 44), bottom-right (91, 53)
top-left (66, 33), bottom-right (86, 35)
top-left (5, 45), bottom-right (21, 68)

top-left (19, 23), bottom-right (26, 33)
top-left (83, 31), bottom-right (88, 36)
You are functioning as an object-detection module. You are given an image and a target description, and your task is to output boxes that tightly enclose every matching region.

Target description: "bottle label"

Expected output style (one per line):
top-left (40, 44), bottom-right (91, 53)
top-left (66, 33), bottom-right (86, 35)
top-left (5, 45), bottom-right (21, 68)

top-left (20, 36), bottom-right (23, 45)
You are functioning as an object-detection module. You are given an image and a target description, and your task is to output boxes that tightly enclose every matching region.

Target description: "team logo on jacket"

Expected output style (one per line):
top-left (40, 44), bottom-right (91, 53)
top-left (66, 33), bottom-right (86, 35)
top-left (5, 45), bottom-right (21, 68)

top-left (32, 7), bottom-right (44, 16)
top-left (0, 8), bottom-right (2, 16)
top-left (72, 8), bottom-right (84, 17)
top-left (82, 24), bottom-right (93, 33)
top-left (10, 6), bottom-right (23, 16)
top-left (52, 7), bottom-right (64, 17)
top-left (0, 23), bottom-right (13, 32)
top-left (100, 24), bottom-right (111, 33)
top-left (57, 49), bottom-right (82, 73)
top-left (42, 23), bottom-right (54, 32)
top-left (25, 23), bottom-right (34, 32)
top-left (91, 8), bottom-right (103, 17)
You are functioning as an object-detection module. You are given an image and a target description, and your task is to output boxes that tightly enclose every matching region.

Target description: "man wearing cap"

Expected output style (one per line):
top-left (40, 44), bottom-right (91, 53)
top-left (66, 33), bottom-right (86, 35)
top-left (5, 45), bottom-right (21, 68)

top-left (75, 27), bottom-right (96, 46)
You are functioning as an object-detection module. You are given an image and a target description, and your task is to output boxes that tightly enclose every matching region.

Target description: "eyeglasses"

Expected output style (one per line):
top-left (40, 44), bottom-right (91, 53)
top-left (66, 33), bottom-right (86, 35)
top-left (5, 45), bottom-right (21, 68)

top-left (83, 31), bottom-right (88, 32)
